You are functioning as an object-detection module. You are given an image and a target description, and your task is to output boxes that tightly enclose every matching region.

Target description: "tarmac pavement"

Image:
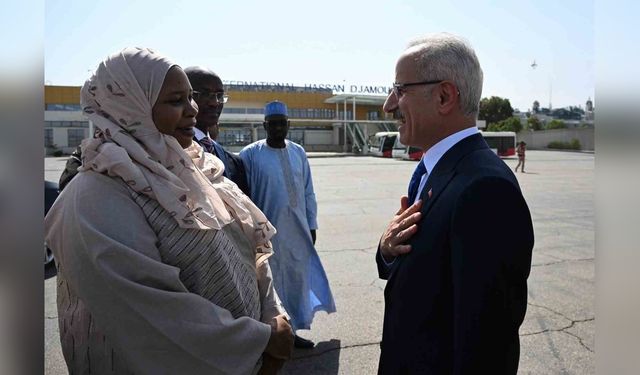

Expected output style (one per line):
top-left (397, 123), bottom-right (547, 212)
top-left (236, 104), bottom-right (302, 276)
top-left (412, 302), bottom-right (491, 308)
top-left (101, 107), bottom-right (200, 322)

top-left (45, 150), bottom-right (595, 374)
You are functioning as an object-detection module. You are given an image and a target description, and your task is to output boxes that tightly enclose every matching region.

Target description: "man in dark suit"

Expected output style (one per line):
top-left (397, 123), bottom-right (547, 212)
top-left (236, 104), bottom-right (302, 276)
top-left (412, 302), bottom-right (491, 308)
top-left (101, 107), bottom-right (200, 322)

top-left (184, 66), bottom-right (250, 196)
top-left (376, 33), bottom-right (534, 374)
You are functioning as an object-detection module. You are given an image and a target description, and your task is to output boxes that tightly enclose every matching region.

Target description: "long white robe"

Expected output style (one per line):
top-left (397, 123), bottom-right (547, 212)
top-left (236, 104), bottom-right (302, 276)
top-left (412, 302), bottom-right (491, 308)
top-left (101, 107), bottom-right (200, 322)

top-left (240, 140), bottom-right (336, 331)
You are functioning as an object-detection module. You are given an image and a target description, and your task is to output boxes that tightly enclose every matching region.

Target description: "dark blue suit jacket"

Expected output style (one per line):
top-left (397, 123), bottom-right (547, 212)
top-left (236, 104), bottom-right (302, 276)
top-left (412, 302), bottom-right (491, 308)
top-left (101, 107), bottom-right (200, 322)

top-left (376, 133), bottom-right (534, 374)
top-left (195, 138), bottom-right (251, 197)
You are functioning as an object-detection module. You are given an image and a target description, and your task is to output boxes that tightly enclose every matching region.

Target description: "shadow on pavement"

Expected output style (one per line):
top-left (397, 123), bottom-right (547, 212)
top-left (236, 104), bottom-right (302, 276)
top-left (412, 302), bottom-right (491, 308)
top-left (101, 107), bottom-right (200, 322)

top-left (282, 339), bottom-right (341, 374)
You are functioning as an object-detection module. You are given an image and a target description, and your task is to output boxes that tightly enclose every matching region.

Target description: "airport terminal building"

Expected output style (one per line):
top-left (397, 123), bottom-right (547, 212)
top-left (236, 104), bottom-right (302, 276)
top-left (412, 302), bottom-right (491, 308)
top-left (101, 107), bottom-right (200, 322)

top-left (44, 82), bottom-right (397, 155)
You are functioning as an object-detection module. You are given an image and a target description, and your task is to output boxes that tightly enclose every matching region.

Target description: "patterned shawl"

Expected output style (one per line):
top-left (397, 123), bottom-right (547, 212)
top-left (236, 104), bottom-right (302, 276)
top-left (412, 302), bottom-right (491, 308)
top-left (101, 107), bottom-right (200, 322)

top-left (79, 47), bottom-right (275, 253)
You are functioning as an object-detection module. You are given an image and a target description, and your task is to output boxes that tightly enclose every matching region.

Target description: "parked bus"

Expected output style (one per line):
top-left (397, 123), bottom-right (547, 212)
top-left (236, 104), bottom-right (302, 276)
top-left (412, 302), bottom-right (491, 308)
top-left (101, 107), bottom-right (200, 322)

top-left (392, 134), bottom-right (409, 158)
top-left (392, 137), bottom-right (423, 160)
top-left (372, 129), bottom-right (515, 159)
top-left (368, 132), bottom-right (398, 158)
top-left (401, 146), bottom-right (423, 161)
top-left (480, 131), bottom-right (516, 157)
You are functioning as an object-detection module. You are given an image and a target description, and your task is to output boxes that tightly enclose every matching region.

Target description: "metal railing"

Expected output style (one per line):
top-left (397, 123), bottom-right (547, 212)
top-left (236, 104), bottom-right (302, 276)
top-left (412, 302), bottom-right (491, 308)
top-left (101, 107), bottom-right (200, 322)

top-left (344, 122), bottom-right (367, 153)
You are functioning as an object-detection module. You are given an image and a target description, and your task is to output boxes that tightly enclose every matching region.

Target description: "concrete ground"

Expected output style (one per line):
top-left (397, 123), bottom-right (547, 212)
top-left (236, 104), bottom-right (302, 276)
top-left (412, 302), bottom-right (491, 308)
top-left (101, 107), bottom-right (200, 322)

top-left (45, 150), bottom-right (594, 374)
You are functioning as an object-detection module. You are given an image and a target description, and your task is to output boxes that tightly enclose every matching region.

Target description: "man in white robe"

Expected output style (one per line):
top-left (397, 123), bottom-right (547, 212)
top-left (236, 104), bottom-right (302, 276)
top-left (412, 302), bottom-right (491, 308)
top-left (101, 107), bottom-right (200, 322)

top-left (240, 101), bottom-right (336, 348)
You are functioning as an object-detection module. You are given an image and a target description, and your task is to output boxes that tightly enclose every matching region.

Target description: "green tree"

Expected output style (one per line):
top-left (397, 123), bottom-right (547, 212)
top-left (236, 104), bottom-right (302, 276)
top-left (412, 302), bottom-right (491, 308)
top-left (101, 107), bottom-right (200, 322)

top-left (546, 119), bottom-right (567, 130)
top-left (486, 116), bottom-right (523, 132)
top-left (501, 116), bottom-right (523, 132)
top-left (479, 96), bottom-right (514, 126)
top-left (527, 116), bottom-right (543, 131)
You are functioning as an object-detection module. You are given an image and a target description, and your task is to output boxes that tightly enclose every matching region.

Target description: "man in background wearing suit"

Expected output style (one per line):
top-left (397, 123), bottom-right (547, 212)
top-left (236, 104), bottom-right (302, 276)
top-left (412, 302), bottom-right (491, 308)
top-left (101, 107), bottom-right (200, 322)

top-left (376, 33), bottom-right (534, 374)
top-left (184, 66), bottom-right (250, 196)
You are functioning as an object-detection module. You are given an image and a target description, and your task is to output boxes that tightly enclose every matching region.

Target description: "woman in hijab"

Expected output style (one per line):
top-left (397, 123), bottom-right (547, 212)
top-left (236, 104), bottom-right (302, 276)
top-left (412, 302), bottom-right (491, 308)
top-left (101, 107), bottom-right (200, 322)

top-left (45, 47), bottom-right (293, 375)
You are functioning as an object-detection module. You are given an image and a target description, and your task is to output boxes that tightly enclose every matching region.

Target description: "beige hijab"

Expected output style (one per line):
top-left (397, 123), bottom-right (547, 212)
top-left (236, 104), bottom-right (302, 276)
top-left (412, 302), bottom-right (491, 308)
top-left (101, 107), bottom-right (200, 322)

top-left (79, 47), bottom-right (275, 252)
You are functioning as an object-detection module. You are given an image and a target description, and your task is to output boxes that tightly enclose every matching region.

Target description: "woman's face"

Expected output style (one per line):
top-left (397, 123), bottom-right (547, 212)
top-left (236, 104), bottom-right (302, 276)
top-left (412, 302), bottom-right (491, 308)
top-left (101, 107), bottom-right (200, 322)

top-left (152, 66), bottom-right (199, 148)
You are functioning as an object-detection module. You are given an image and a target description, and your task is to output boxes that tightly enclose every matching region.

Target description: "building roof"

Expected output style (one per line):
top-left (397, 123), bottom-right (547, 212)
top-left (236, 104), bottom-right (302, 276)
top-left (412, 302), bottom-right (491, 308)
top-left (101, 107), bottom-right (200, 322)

top-left (324, 94), bottom-right (387, 106)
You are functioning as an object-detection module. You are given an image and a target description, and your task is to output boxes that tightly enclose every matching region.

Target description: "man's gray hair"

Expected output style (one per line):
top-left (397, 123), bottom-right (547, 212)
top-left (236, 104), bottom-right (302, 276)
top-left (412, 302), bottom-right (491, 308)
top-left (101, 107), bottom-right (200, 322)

top-left (407, 33), bottom-right (483, 118)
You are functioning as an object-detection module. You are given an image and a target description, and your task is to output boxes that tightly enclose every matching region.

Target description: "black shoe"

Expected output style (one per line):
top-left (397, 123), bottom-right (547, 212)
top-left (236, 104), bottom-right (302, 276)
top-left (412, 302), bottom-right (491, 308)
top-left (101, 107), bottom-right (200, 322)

top-left (294, 335), bottom-right (315, 349)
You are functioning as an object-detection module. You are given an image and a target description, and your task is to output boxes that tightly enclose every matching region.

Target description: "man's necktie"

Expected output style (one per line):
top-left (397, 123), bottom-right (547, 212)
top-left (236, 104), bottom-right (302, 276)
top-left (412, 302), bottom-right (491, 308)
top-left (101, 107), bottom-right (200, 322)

top-left (199, 137), bottom-right (215, 154)
top-left (408, 161), bottom-right (427, 203)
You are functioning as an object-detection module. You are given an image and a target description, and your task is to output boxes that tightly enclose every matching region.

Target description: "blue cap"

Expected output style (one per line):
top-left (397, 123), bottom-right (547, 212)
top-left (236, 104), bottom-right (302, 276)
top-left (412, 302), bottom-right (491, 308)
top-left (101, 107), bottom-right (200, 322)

top-left (264, 101), bottom-right (288, 118)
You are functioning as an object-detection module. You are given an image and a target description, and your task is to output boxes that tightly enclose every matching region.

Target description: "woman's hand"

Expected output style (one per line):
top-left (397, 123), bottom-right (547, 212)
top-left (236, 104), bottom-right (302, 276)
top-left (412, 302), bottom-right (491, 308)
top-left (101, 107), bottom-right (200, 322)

top-left (265, 314), bottom-right (294, 359)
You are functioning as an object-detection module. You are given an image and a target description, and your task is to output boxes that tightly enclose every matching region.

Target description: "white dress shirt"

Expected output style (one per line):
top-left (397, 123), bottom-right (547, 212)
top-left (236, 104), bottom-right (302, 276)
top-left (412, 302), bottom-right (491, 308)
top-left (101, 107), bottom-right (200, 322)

top-left (412, 126), bottom-right (480, 204)
top-left (193, 127), bottom-right (209, 142)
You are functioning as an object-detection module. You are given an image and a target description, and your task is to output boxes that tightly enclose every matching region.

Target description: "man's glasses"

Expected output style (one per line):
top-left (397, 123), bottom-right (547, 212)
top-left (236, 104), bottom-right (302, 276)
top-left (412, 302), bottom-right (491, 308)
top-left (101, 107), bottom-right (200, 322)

top-left (192, 90), bottom-right (229, 104)
top-left (392, 79), bottom-right (443, 96)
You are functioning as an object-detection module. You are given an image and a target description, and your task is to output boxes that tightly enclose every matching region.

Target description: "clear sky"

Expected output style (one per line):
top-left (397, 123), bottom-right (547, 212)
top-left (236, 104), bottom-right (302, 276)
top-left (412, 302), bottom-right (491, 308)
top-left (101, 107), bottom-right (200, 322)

top-left (43, 0), bottom-right (594, 111)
